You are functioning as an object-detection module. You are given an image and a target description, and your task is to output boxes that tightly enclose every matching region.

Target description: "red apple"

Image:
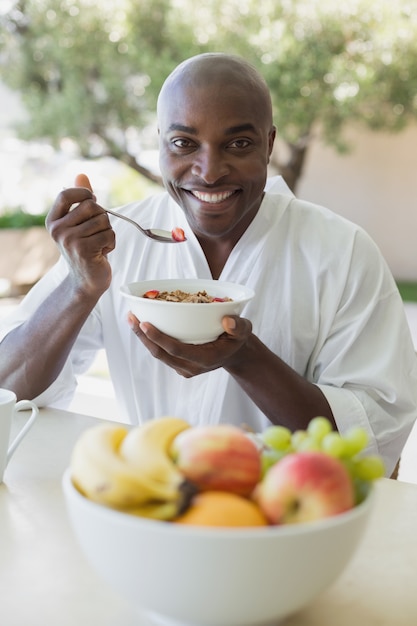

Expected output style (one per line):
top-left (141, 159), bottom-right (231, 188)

top-left (170, 425), bottom-right (261, 496)
top-left (254, 451), bottom-right (354, 524)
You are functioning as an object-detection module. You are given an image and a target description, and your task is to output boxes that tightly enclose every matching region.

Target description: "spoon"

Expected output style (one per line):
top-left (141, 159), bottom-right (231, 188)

top-left (74, 173), bottom-right (186, 244)
top-left (103, 207), bottom-right (186, 243)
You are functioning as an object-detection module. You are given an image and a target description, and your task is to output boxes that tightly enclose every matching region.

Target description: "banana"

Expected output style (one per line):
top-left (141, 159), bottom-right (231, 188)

top-left (119, 416), bottom-right (192, 503)
top-left (70, 423), bottom-right (176, 509)
top-left (70, 417), bottom-right (195, 519)
top-left (124, 500), bottom-right (180, 521)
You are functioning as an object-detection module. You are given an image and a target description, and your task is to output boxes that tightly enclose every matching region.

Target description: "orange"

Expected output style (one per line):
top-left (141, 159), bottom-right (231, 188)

top-left (174, 491), bottom-right (268, 527)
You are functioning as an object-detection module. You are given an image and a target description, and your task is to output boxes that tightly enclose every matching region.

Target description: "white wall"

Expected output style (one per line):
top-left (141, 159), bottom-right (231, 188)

top-left (296, 124), bottom-right (417, 281)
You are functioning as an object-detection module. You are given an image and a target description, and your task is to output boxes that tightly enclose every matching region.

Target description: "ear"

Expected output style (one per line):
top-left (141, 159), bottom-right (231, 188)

top-left (267, 126), bottom-right (276, 159)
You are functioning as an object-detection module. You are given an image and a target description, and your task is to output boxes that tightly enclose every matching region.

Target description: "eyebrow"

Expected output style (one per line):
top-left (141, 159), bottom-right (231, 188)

top-left (167, 123), bottom-right (258, 135)
top-left (225, 123), bottom-right (257, 135)
top-left (168, 123), bottom-right (197, 134)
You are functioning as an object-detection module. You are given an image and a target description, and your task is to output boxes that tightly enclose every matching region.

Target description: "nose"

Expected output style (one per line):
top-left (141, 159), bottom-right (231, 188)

top-left (191, 147), bottom-right (230, 184)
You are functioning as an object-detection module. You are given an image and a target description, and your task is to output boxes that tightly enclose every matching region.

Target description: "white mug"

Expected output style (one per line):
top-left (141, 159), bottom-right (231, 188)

top-left (0, 388), bottom-right (39, 483)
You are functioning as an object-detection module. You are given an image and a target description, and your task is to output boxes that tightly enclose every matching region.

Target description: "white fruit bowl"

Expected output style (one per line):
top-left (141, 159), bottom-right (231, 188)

top-left (62, 469), bottom-right (374, 626)
top-left (120, 278), bottom-right (254, 344)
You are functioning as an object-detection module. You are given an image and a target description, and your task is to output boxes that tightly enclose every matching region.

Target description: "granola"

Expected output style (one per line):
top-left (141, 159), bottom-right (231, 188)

top-left (142, 289), bottom-right (232, 303)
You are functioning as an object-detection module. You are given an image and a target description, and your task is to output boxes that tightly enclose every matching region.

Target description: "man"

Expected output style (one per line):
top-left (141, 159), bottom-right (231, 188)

top-left (0, 53), bottom-right (416, 476)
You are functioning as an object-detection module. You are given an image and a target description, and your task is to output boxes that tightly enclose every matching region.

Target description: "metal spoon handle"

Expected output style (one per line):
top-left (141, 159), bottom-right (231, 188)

top-left (103, 207), bottom-right (180, 243)
top-left (104, 208), bottom-right (148, 234)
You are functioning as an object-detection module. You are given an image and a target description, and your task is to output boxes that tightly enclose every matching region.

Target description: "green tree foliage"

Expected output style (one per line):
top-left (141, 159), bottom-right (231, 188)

top-left (0, 0), bottom-right (203, 182)
top-left (1, 0), bottom-right (416, 191)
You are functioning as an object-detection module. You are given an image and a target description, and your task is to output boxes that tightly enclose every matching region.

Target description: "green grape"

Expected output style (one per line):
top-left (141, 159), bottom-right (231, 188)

top-left (352, 477), bottom-right (371, 506)
top-left (352, 455), bottom-right (385, 481)
top-left (261, 448), bottom-right (287, 477)
top-left (307, 416), bottom-right (333, 443)
top-left (321, 432), bottom-right (346, 458)
top-left (291, 429), bottom-right (309, 450)
top-left (261, 425), bottom-right (292, 452)
top-left (296, 437), bottom-right (321, 452)
top-left (343, 426), bottom-right (369, 458)
top-left (340, 458), bottom-right (355, 479)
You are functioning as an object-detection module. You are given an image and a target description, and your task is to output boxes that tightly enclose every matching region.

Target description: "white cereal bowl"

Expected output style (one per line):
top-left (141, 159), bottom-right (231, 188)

top-left (62, 469), bottom-right (374, 626)
top-left (120, 278), bottom-right (255, 344)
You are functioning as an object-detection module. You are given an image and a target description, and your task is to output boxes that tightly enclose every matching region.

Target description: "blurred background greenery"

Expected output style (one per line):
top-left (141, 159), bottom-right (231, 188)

top-left (397, 282), bottom-right (417, 303)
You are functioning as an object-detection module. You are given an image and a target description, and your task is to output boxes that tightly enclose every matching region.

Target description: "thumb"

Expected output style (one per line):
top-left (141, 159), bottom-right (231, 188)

top-left (222, 315), bottom-right (252, 339)
top-left (222, 316), bottom-right (238, 335)
top-left (74, 173), bottom-right (93, 192)
top-left (74, 173), bottom-right (96, 202)
top-left (75, 174), bottom-right (93, 191)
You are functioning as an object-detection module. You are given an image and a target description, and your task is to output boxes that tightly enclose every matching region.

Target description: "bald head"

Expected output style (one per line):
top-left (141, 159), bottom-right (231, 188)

top-left (157, 53), bottom-right (273, 127)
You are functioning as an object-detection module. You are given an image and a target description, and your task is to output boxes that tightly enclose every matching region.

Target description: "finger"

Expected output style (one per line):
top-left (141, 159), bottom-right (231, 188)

top-left (74, 173), bottom-right (93, 191)
top-left (127, 311), bottom-right (140, 332)
top-left (136, 321), bottom-right (191, 357)
top-left (127, 314), bottom-right (161, 345)
top-left (127, 315), bottom-right (189, 359)
top-left (47, 187), bottom-right (94, 224)
top-left (127, 314), bottom-right (185, 366)
top-left (222, 315), bottom-right (252, 338)
top-left (74, 173), bottom-right (97, 202)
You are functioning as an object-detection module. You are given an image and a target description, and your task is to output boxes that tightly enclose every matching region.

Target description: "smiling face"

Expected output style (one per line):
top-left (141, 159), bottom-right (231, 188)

top-left (157, 55), bottom-right (276, 247)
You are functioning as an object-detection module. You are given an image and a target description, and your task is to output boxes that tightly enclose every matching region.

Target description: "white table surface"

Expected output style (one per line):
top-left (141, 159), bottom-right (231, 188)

top-left (1, 407), bottom-right (417, 626)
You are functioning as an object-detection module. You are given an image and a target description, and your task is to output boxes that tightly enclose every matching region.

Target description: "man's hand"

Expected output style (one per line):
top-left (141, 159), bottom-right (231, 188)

top-left (128, 310), bottom-right (335, 431)
top-left (45, 174), bottom-right (115, 299)
top-left (127, 314), bottom-right (252, 377)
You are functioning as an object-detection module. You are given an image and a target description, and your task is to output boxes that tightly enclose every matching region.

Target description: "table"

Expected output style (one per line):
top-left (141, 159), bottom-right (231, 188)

top-left (1, 408), bottom-right (417, 626)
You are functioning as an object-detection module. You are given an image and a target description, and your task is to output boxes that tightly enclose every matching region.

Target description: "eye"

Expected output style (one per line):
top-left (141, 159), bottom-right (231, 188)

top-left (171, 137), bottom-right (195, 149)
top-left (228, 138), bottom-right (252, 150)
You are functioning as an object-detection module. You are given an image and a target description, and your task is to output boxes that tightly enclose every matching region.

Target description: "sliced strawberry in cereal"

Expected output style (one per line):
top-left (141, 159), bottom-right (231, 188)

top-left (143, 290), bottom-right (160, 299)
top-left (171, 227), bottom-right (186, 242)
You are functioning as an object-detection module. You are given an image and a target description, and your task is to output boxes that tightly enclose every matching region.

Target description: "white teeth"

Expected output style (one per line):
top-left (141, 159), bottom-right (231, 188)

top-left (191, 190), bottom-right (234, 203)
